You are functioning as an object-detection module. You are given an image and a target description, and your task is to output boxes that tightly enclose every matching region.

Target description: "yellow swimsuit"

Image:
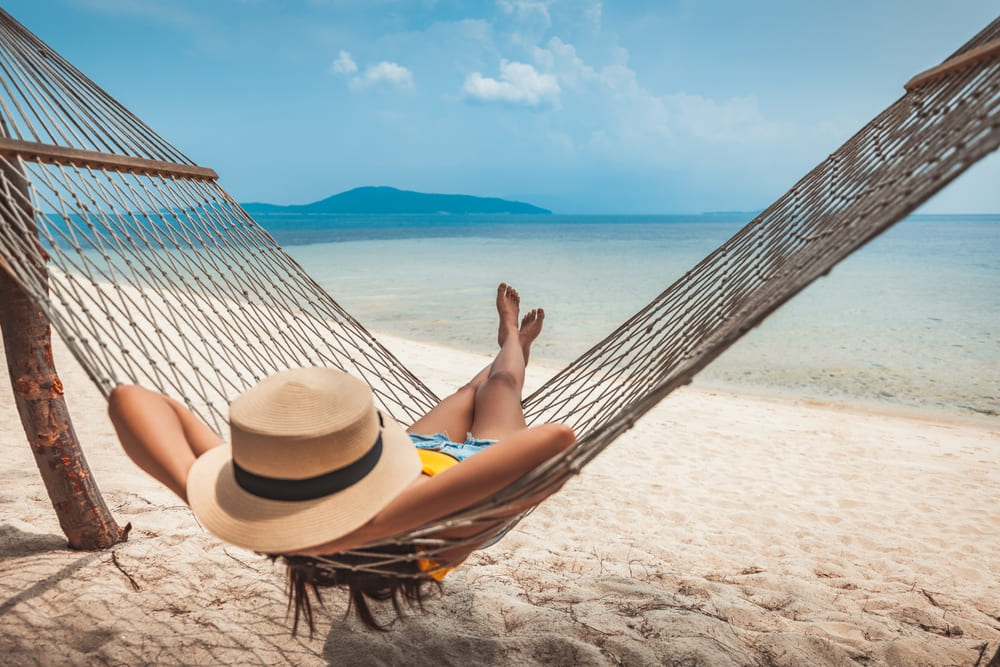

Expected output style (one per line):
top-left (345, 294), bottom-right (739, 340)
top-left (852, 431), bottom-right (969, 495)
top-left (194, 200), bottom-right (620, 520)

top-left (415, 449), bottom-right (462, 581)
top-left (417, 448), bottom-right (460, 477)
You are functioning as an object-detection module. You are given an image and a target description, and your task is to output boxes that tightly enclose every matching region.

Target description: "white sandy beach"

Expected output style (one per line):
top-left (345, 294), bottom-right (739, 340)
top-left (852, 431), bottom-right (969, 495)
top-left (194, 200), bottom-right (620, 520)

top-left (1, 331), bottom-right (998, 666)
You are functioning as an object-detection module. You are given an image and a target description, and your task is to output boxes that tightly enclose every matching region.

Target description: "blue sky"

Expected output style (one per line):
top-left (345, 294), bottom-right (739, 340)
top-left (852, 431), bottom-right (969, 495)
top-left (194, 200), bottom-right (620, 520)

top-left (3, 0), bottom-right (998, 213)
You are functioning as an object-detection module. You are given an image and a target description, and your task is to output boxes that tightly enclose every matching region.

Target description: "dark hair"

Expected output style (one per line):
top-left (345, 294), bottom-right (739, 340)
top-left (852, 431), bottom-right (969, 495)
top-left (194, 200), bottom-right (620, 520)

top-left (275, 545), bottom-right (442, 634)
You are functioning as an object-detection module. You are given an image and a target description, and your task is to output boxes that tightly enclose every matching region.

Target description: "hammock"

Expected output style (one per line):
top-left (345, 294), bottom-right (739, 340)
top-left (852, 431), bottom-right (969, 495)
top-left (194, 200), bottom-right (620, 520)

top-left (0, 8), bottom-right (998, 574)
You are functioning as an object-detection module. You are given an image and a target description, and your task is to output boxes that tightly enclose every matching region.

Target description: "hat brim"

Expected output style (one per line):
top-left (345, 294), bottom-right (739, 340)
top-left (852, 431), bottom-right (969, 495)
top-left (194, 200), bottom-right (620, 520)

top-left (186, 412), bottom-right (420, 553)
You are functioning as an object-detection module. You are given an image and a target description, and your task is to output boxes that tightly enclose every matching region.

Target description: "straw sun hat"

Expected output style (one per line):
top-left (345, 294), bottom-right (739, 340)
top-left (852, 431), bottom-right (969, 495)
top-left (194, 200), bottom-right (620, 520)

top-left (187, 367), bottom-right (420, 553)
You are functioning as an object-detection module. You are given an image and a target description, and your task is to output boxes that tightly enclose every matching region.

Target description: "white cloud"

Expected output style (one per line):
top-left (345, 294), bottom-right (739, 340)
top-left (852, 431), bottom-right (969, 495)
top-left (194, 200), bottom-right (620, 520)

top-left (524, 36), bottom-right (781, 155)
top-left (349, 61), bottom-right (415, 90)
top-left (534, 37), bottom-right (595, 88)
top-left (331, 50), bottom-right (358, 75)
top-left (462, 60), bottom-right (559, 106)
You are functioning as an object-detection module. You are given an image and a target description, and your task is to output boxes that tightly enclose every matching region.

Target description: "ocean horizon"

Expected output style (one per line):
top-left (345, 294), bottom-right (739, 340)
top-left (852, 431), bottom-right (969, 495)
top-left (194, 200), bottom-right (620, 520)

top-left (262, 212), bottom-right (999, 422)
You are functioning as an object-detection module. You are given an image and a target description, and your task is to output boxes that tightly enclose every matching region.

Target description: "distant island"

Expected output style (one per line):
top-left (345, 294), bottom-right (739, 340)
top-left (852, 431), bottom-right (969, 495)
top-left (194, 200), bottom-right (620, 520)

top-left (242, 186), bottom-right (551, 215)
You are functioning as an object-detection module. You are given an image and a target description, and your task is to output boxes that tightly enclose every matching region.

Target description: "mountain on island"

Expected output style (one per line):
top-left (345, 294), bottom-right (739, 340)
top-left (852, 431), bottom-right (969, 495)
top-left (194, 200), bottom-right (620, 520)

top-left (242, 186), bottom-right (551, 215)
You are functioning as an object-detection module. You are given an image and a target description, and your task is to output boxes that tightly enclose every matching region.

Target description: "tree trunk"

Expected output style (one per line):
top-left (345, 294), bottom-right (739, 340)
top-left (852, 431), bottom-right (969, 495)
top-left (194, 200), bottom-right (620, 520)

top-left (0, 157), bottom-right (127, 550)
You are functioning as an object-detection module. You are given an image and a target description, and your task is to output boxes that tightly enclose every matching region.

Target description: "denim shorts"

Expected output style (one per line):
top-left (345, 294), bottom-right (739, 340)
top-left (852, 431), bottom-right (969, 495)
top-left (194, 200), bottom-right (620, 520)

top-left (408, 432), bottom-right (498, 461)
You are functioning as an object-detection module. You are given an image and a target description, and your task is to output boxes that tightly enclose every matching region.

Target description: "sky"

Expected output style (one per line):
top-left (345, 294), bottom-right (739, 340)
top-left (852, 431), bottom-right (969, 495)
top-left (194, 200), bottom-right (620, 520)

top-left (2, 0), bottom-right (999, 214)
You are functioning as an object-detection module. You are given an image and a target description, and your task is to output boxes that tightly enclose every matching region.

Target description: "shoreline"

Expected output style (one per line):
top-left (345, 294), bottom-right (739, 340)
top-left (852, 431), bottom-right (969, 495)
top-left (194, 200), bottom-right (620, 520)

top-left (373, 329), bottom-right (1000, 429)
top-left (1, 329), bottom-right (998, 665)
top-left (690, 378), bottom-right (1000, 429)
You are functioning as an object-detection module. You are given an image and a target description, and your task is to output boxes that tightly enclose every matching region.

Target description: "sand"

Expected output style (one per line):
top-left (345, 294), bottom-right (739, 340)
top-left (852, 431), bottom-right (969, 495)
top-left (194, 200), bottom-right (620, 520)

top-left (1, 331), bottom-right (998, 666)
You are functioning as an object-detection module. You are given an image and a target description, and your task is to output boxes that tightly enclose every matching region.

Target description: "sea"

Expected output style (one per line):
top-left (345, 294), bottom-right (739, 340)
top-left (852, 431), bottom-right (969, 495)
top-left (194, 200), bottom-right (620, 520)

top-left (258, 213), bottom-right (999, 423)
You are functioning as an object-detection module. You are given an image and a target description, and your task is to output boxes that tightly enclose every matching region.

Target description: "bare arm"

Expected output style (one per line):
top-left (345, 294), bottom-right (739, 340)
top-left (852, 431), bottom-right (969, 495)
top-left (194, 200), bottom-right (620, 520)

top-left (292, 422), bottom-right (576, 555)
top-left (109, 383), bottom-right (575, 555)
top-left (108, 385), bottom-right (224, 501)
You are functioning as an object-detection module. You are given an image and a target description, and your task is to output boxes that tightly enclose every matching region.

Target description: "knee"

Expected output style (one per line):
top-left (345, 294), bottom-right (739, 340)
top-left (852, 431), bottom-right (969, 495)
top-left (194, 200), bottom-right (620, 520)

top-left (455, 380), bottom-right (481, 398)
top-left (481, 370), bottom-right (520, 392)
top-left (438, 381), bottom-right (479, 410)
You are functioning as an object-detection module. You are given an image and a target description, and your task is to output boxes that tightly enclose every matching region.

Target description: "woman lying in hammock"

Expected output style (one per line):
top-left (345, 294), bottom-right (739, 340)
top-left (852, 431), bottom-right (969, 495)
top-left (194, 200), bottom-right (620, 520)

top-left (108, 283), bottom-right (576, 632)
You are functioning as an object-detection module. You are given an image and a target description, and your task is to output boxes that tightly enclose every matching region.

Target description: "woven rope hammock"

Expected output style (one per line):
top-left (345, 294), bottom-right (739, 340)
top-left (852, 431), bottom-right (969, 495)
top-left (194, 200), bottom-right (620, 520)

top-left (0, 8), bottom-right (998, 574)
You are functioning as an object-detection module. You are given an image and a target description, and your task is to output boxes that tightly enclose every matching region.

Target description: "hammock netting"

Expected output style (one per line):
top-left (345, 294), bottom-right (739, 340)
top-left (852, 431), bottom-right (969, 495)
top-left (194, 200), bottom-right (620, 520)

top-left (0, 7), bottom-right (998, 573)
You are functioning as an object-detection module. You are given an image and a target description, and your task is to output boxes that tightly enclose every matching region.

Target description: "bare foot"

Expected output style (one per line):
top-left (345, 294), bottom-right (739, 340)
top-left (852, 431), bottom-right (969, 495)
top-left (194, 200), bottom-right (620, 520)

top-left (519, 307), bottom-right (544, 364)
top-left (496, 282), bottom-right (520, 347)
top-left (519, 308), bottom-right (544, 344)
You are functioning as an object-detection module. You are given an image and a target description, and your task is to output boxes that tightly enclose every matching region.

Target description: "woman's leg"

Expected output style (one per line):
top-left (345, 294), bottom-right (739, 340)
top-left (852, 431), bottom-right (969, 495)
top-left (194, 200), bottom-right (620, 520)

top-left (406, 316), bottom-right (503, 438)
top-left (108, 385), bottom-right (224, 501)
top-left (405, 375), bottom-right (481, 440)
top-left (408, 284), bottom-right (544, 441)
top-left (468, 284), bottom-right (543, 440)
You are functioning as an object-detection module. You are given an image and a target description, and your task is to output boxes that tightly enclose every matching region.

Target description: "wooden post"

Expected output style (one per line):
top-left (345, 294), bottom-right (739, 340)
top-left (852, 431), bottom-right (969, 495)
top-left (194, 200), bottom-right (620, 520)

top-left (0, 157), bottom-right (127, 550)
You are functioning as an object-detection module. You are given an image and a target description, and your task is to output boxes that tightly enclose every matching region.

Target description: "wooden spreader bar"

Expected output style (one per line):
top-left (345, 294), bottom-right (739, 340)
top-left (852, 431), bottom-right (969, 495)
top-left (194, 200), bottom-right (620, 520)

top-left (0, 137), bottom-right (218, 181)
top-left (905, 38), bottom-right (1000, 91)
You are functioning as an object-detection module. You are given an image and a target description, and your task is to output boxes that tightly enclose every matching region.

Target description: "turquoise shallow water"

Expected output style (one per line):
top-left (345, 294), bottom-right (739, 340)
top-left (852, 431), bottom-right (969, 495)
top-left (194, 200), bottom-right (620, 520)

top-left (271, 214), bottom-right (1000, 421)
